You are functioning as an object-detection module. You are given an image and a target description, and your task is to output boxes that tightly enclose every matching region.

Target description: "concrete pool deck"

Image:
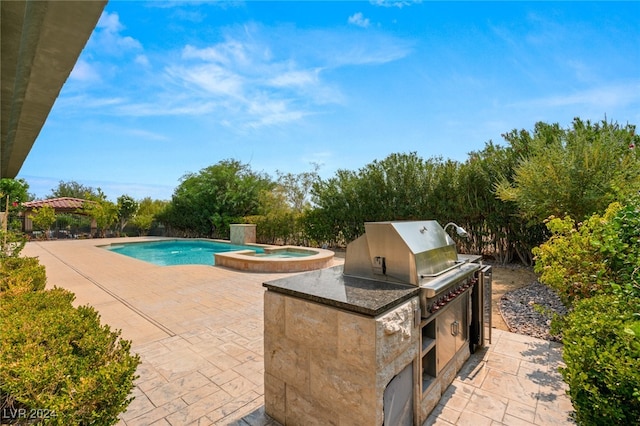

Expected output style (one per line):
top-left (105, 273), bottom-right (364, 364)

top-left (23, 238), bottom-right (574, 425)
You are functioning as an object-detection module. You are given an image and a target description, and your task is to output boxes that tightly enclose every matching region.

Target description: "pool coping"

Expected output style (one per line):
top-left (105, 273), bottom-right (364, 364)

top-left (215, 246), bottom-right (335, 273)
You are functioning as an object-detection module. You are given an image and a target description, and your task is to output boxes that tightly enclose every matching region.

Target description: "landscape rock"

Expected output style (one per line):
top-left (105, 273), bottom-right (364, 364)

top-left (499, 280), bottom-right (568, 342)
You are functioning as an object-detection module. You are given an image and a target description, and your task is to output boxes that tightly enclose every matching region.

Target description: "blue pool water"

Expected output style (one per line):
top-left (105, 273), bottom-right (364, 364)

top-left (107, 240), bottom-right (264, 266)
top-left (255, 250), bottom-right (312, 258)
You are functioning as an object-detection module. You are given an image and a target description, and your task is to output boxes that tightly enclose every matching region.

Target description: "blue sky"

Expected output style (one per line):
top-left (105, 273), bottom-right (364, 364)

top-left (18, 1), bottom-right (640, 201)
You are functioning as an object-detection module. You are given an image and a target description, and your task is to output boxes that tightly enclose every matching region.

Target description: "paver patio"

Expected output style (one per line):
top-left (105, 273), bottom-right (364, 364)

top-left (23, 238), bottom-right (574, 425)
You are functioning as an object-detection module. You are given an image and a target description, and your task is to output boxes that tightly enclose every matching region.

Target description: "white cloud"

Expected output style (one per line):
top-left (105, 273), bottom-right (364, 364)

top-left (564, 59), bottom-right (596, 84)
top-left (115, 99), bottom-right (218, 117)
top-left (97, 11), bottom-right (124, 32)
top-left (69, 59), bottom-right (101, 82)
top-left (126, 128), bottom-right (170, 141)
top-left (169, 63), bottom-right (244, 97)
top-left (370, 0), bottom-right (421, 8)
top-left (310, 29), bottom-right (413, 67)
top-left (246, 98), bottom-right (309, 128)
top-left (182, 42), bottom-right (248, 67)
top-left (90, 12), bottom-right (143, 54)
top-left (55, 95), bottom-right (126, 111)
top-left (70, 21), bottom-right (410, 129)
top-left (348, 13), bottom-right (370, 28)
top-left (268, 69), bottom-right (321, 88)
top-left (515, 83), bottom-right (640, 110)
top-left (165, 37), bottom-right (328, 127)
top-left (135, 55), bottom-right (150, 67)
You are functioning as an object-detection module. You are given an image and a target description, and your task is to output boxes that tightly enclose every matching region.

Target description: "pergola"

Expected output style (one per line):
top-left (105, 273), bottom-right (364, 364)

top-left (1, 0), bottom-right (107, 178)
top-left (21, 197), bottom-right (96, 235)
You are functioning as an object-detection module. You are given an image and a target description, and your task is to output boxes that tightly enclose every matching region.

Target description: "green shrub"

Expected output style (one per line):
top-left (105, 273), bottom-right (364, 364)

top-left (532, 212), bottom-right (613, 305)
top-left (0, 230), bottom-right (26, 259)
top-left (0, 256), bottom-right (46, 295)
top-left (244, 212), bottom-right (306, 246)
top-left (560, 294), bottom-right (640, 425)
top-left (0, 288), bottom-right (140, 425)
top-left (596, 197), bottom-right (640, 298)
top-left (533, 195), bottom-right (640, 304)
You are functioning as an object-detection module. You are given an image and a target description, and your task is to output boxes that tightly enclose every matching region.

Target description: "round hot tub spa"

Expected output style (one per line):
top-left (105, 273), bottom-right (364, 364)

top-left (214, 246), bottom-right (334, 273)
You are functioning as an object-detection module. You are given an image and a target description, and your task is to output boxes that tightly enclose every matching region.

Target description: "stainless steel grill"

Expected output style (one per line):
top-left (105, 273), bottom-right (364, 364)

top-left (343, 220), bottom-right (481, 318)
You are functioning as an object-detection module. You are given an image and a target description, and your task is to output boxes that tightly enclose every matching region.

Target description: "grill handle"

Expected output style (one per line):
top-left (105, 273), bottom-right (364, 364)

top-left (451, 320), bottom-right (459, 336)
top-left (420, 263), bottom-right (481, 297)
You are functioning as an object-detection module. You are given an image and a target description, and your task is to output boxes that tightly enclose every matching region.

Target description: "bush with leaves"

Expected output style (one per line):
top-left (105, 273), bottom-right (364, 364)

top-left (535, 196), bottom-right (640, 423)
top-left (532, 212), bottom-right (612, 305)
top-left (533, 196), bottom-right (640, 304)
top-left (0, 231), bottom-right (44, 296)
top-left (0, 256), bottom-right (46, 296)
top-left (596, 197), bottom-right (640, 297)
top-left (1, 288), bottom-right (140, 425)
top-left (560, 294), bottom-right (640, 425)
top-left (0, 232), bottom-right (140, 425)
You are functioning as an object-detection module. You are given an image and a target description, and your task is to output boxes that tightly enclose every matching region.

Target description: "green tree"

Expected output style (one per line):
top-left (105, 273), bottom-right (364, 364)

top-left (357, 152), bottom-right (441, 222)
top-left (83, 200), bottom-right (117, 238)
top-left (463, 139), bottom-right (546, 265)
top-left (160, 159), bottom-right (272, 238)
top-left (275, 164), bottom-right (320, 213)
top-left (30, 205), bottom-right (57, 239)
top-left (130, 198), bottom-right (168, 236)
top-left (0, 178), bottom-right (30, 209)
top-left (116, 195), bottom-right (139, 235)
top-left (245, 166), bottom-right (321, 245)
top-left (48, 180), bottom-right (102, 200)
top-left (308, 152), bottom-right (462, 245)
top-left (496, 119), bottom-right (640, 225)
top-left (245, 188), bottom-right (297, 244)
top-left (0, 178), bottom-right (31, 231)
top-left (309, 168), bottom-right (364, 244)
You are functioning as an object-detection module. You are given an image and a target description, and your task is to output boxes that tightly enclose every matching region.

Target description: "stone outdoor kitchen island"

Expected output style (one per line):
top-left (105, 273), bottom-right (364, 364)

top-left (262, 221), bottom-right (490, 425)
top-left (263, 266), bottom-right (420, 425)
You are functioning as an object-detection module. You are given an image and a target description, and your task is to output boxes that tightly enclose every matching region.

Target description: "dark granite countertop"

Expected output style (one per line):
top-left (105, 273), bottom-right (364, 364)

top-left (263, 265), bottom-right (419, 316)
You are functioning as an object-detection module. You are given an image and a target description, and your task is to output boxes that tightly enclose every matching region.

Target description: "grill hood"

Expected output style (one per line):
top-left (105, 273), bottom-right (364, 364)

top-left (343, 221), bottom-right (463, 286)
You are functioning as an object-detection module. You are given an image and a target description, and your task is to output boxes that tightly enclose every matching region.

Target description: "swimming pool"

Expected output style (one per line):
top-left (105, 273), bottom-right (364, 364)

top-left (106, 239), bottom-right (265, 266)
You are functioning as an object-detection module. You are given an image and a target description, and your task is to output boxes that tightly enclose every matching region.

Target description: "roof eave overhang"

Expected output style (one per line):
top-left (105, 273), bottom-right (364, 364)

top-left (1, 0), bottom-right (108, 178)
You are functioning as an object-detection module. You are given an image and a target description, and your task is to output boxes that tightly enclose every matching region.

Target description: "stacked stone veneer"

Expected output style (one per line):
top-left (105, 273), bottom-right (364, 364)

top-left (264, 291), bottom-right (419, 425)
top-left (229, 224), bottom-right (256, 245)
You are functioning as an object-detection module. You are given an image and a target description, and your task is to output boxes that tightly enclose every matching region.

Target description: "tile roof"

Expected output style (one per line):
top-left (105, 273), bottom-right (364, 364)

top-left (22, 197), bottom-right (90, 210)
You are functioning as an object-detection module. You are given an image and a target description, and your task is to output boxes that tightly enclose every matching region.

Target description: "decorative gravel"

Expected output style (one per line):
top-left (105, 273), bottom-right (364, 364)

top-left (499, 280), bottom-right (569, 342)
